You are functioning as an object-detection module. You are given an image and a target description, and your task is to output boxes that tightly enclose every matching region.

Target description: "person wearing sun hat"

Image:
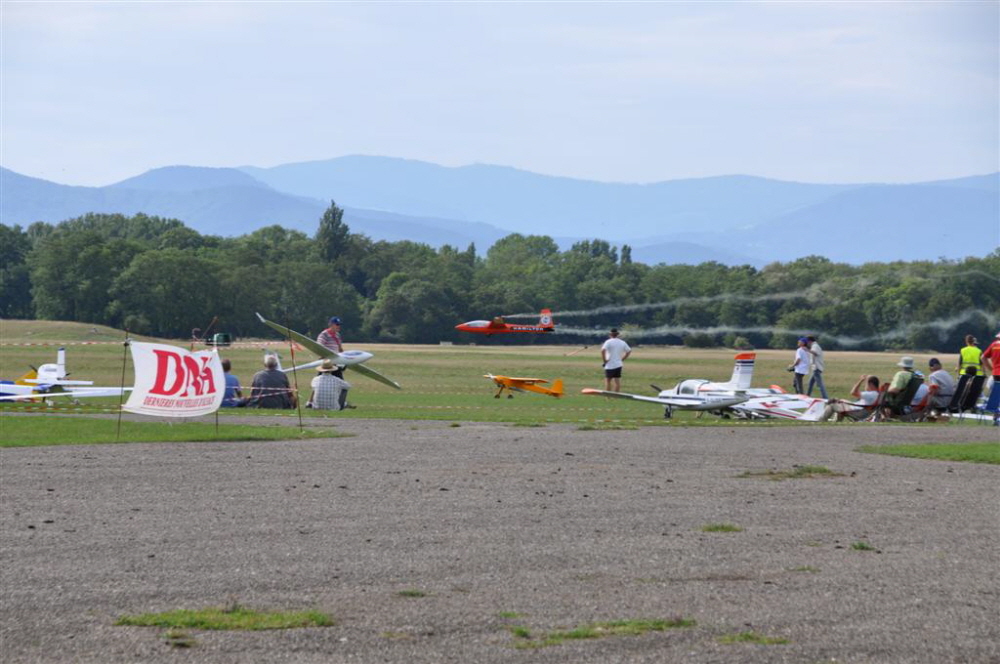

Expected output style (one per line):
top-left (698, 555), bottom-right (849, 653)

top-left (306, 359), bottom-right (351, 410)
top-left (980, 332), bottom-right (1000, 424)
top-left (885, 355), bottom-right (922, 416)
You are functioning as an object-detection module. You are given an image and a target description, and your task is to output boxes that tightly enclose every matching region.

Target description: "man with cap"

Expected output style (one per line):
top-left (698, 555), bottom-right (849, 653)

top-left (979, 332), bottom-right (1000, 424)
top-left (316, 316), bottom-right (345, 378)
top-left (926, 358), bottom-right (956, 410)
top-left (306, 359), bottom-right (351, 411)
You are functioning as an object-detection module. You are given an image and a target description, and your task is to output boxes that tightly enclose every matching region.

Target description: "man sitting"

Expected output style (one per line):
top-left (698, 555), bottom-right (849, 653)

top-left (926, 358), bottom-right (956, 409)
top-left (307, 359), bottom-right (351, 411)
top-left (247, 354), bottom-right (296, 409)
top-left (818, 375), bottom-right (880, 422)
top-left (885, 356), bottom-right (923, 416)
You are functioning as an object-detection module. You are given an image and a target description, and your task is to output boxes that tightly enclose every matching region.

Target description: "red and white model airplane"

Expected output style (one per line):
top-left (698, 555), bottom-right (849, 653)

top-left (455, 309), bottom-right (555, 336)
top-left (582, 352), bottom-right (826, 420)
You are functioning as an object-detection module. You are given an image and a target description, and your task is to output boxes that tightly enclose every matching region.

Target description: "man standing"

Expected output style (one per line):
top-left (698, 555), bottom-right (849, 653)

top-left (979, 332), bottom-right (1000, 425)
top-left (316, 316), bottom-right (345, 378)
top-left (926, 358), bottom-right (956, 410)
top-left (806, 335), bottom-right (828, 399)
top-left (601, 329), bottom-right (631, 392)
top-left (790, 337), bottom-right (810, 394)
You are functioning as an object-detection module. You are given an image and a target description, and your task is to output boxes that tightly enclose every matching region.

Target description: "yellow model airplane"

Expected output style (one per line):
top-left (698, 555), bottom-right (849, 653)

top-left (484, 374), bottom-right (564, 399)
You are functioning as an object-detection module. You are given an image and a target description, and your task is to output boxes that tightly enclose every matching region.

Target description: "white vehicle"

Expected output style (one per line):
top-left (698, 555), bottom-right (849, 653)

top-left (0, 347), bottom-right (130, 401)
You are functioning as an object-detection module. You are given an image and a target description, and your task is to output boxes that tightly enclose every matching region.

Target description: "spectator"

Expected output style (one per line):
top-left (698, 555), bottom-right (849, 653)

top-left (247, 354), bottom-right (296, 409)
top-left (806, 335), bottom-right (828, 399)
top-left (789, 337), bottom-right (810, 394)
top-left (958, 334), bottom-right (983, 377)
top-left (979, 332), bottom-right (1000, 425)
top-left (601, 328), bottom-right (632, 392)
top-left (885, 356), bottom-right (922, 416)
top-left (316, 316), bottom-right (345, 378)
top-left (307, 359), bottom-right (351, 411)
top-left (926, 358), bottom-right (956, 410)
top-left (220, 358), bottom-right (245, 407)
top-left (818, 375), bottom-right (880, 422)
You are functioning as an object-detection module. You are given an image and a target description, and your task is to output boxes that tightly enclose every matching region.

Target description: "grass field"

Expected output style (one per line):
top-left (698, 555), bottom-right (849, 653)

top-left (0, 319), bottom-right (973, 426)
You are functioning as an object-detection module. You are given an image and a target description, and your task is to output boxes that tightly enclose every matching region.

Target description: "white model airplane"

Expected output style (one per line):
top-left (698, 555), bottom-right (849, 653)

top-left (0, 347), bottom-right (130, 402)
top-left (256, 313), bottom-right (401, 390)
top-left (582, 352), bottom-right (826, 420)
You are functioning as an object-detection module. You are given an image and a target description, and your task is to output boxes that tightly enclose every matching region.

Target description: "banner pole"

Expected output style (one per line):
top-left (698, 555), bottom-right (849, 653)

top-left (284, 317), bottom-right (304, 431)
top-left (116, 329), bottom-right (130, 442)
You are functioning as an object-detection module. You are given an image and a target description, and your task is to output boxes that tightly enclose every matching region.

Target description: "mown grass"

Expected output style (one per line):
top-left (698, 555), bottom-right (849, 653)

top-left (856, 442), bottom-right (1000, 464)
top-left (510, 617), bottom-right (695, 649)
top-left (701, 523), bottom-right (743, 532)
top-left (1, 319), bottom-right (980, 427)
top-left (115, 605), bottom-right (334, 630)
top-left (0, 416), bottom-right (342, 447)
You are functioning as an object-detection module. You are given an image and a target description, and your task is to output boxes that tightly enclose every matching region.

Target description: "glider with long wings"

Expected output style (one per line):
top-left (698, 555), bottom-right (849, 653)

top-left (256, 313), bottom-right (401, 390)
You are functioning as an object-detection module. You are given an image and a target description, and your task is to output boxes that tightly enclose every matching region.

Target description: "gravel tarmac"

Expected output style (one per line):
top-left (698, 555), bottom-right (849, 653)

top-left (2, 417), bottom-right (998, 663)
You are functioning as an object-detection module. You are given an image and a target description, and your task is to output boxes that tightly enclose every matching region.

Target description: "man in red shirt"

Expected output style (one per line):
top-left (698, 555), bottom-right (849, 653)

top-left (980, 332), bottom-right (1000, 424)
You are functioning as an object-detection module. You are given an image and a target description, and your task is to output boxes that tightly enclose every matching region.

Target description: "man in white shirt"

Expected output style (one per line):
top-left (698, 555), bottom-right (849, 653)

top-left (818, 375), bottom-right (881, 421)
top-left (806, 335), bottom-right (828, 399)
top-left (790, 337), bottom-right (811, 394)
top-left (926, 358), bottom-right (956, 409)
top-left (600, 328), bottom-right (632, 392)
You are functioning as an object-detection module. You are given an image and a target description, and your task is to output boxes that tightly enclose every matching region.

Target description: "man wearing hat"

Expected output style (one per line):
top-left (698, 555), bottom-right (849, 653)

top-left (316, 316), bottom-right (345, 378)
top-left (885, 356), bottom-right (923, 416)
top-left (979, 332), bottom-right (1000, 424)
top-left (306, 359), bottom-right (351, 411)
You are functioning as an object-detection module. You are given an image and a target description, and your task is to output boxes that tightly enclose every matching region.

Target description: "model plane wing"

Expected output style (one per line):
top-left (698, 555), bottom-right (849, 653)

top-left (581, 388), bottom-right (747, 410)
top-left (347, 361), bottom-right (402, 390)
top-left (256, 314), bottom-right (335, 359)
top-left (256, 313), bottom-right (401, 390)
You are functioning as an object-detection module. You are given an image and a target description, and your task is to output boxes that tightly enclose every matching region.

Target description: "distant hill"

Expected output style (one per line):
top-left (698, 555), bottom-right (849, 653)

top-left (2, 159), bottom-right (997, 265)
top-left (240, 155), bottom-right (860, 239)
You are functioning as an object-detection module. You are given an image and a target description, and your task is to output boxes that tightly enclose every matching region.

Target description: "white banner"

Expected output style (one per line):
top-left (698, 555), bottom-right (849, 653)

top-left (123, 342), bottom-right (224, 418)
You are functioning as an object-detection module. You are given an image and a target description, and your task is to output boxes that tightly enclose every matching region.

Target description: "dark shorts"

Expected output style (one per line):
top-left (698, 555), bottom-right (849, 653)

top-left (604, 367), bottom-right (623, 379)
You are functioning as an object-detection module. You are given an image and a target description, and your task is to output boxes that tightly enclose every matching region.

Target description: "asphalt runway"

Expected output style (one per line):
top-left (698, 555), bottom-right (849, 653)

top-left (2, 418), bottom-right (998, 663)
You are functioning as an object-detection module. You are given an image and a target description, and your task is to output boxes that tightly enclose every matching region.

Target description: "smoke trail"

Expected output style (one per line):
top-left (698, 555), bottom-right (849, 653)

top-left (505, 290), bottom-right (816, 320)
top-left (505, 269), bottom-right (999, 320)
top-left (552, 309), bottom-right (1000, 347)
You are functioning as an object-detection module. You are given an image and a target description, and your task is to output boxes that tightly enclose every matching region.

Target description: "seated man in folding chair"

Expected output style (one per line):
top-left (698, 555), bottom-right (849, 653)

top-left (883, 356), bottom-right (924, 418)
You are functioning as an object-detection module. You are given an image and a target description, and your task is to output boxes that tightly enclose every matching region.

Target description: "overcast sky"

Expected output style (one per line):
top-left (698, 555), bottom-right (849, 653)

top-left (2, 1), bottom-right (997, 187)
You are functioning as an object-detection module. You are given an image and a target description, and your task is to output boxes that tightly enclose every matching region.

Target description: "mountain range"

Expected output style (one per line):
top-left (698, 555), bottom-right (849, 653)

top-left (2, 156), bottom-right (997, 265)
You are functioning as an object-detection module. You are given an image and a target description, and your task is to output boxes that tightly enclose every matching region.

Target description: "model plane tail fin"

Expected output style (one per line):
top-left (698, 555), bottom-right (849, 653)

top-left (727, 353), bottom-right (756, 391)
top-left (550, 378), bottom-right (564, 396)
top-left (539, 309), bottom-right (555, 329)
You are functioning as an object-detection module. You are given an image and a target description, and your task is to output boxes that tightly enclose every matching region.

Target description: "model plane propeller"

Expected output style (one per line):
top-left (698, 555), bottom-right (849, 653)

top-left (255, 313), bottom-right (401, 390)
top-left (484, 374), bottom-right (564, 399)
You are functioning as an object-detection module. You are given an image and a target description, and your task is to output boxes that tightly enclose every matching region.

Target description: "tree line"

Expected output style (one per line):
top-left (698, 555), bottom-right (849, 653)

top-left (1, 203), bottom-right (997, 352)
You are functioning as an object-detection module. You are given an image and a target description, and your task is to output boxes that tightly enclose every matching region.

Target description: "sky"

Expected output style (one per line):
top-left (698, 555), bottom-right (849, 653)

top-left (2, 1), bottom-right (998, 187)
